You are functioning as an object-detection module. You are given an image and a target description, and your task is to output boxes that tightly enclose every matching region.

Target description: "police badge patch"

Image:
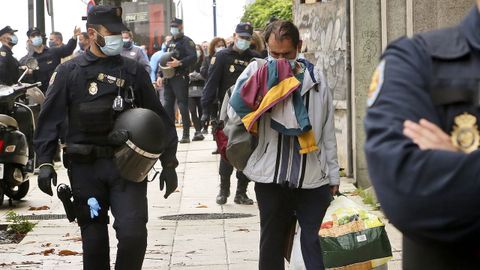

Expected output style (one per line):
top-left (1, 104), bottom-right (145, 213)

top-left (451, 113), bottom-right (479, 153)
top-left (0, 52), bottom-right (5, 57)
top-left (367, 60), bottom-right (386, 107)
top-left (49, 72), bottom-right (57, 86)
top-left (229, 65), bottom-right (235, 73)
top-left (210, 57), bottom-right (216, 65)
top-left (89, 82), bottom-right (98, 95)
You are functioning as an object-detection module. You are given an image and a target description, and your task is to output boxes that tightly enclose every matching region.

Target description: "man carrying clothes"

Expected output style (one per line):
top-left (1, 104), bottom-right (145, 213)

top-left (161, 18), bottom-right (197, 143)
top-left (34, 6), bottom-right (179, 270)
top-left (227, 20), bottom-right (339, 269)
top-left (201, 23), bottom-right (260, 205)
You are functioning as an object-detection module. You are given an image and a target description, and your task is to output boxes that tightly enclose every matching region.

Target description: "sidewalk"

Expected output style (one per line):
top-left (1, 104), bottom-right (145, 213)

top-left (0, 130), bottom-right (402, 269)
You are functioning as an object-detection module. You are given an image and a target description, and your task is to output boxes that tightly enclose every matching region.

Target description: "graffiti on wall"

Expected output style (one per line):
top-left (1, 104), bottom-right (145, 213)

top-left (295, 0), bottom-right (346, 101)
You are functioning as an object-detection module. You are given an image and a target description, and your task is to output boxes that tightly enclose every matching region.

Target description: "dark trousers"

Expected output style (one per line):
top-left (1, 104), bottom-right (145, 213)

top-left (255, 183), bottom-right (331, 270)
top-left (403, 236), bottom-right (480, 270)
top-left (219, 158), bottom-right (250, 190)
top-left (164, 75), bottom-right (190, 133)
top-left (69, 159), bottom-right (148, 270)
top-left (188, 96), bottom-right (202, 132)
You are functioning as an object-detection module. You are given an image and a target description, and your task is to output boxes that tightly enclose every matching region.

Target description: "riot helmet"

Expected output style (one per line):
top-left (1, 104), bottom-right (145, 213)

top-left (110, 108), bottom-right (166, 182)
top-left (158, 52), bottom-right (176, 79)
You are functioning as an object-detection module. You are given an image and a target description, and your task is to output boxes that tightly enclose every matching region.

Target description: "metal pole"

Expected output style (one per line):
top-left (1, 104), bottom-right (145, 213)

top-left (50, 1), bottom-right (55, 32)
top-left (28, 0), bottom-right (34, 29)
top-left (345, 0), bottom-right (353, 177)
top-left (213, 0), bottom-right (217, 37)
top-left (35, 0), bottom-right (45, 33)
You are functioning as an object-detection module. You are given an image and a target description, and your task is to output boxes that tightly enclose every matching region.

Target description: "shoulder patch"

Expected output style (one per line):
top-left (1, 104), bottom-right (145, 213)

top-left (367, 60), bottom-right (385, 107)
top-left (49, 71), bottom-right (57, 86)
top-left (189, 40), bottom-right (195, 48)
top-left (210, 57), bottom-right (216, 65)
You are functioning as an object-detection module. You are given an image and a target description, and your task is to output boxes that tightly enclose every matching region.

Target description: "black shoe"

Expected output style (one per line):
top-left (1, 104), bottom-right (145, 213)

top-left (234, 193), bottom-right (254, 205)
top-left (216, 189), bottom-right (230, 205)
top-left (201, 128), bottom-right (208, 135)
top-left (212, 149), bottom-right (219, 155)
top-left (192, 131), bottom-right (205, 141)
top-left (179, 137), bottom-right (190, 143)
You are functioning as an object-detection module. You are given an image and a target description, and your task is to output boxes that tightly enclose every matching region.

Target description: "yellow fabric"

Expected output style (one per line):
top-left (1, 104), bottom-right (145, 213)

top-left (241, 76), bottom-right (318, 154)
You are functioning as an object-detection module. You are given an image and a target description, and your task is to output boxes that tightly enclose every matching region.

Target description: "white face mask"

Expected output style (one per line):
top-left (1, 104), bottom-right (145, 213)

top-left (196, 50), bottom-right (202, 58)
top-left (31, 36), bottom-right (43, 47)
top-left (95, 30), bottom-right (123, 56)
top-left (267, 48), bottom-right (298, 70)
top-left (9, 34), bottom-right (18, 45)
top-left (215, 47), bottom-right (225, 53)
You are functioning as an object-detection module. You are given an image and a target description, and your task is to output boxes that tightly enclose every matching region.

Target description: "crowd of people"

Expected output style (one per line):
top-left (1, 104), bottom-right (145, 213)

top-left (0, 5), bottom-right (340, 270)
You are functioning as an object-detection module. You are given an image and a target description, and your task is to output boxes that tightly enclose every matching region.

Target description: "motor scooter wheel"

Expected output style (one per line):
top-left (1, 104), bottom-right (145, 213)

top-left (4, 181), bottom-right (29, 201)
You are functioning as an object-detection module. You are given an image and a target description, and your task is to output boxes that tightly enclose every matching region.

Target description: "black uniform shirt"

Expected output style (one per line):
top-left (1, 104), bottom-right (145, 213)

top-left (201, 46), bottom-right (260, 111)
top-left (166, 34), bottom-right (197, 75)
top-left (33, 50), bottom-right (179, 168)
top-left (364, 6), bottom-right (480, 247)
top-left (20, 38), bottom-right (77, 93)
top-left (0, 45), bottom-right (20, 85)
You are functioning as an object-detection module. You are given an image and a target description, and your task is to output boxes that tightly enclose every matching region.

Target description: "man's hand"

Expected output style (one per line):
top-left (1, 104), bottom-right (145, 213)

top-left (167, 57), bottom-right (182, 68)
top-left (37, 164), bottom-right (57, 196)
top-left (159, 167), bottom-right (178, 199)
top-left (155, 77), bottom-right (163, 88)
top-left (403, 119), bottom-right (458, 152)
top-left (73, 26), bottom-right (81, 40)
top-left (330, 185), bottom-right (339, 196)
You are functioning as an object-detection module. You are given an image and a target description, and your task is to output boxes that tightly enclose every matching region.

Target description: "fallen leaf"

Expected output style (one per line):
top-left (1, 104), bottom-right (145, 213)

top-left (58, 249), bottom-right (80, 256)
top-left (28, 206), bottom-right (50, 211)
top-left (63, 233), bottom-right (70, 237)
top-left (195, 203), bottom-right (208, 208)
top-left (41, 243), bottom-right (52, 247)
top-left (26, 252), bottom-right (38, 256)
top-left (234, 228), bottom-right (250, 232)
top-left (42, 248), bottom-right (55, 256)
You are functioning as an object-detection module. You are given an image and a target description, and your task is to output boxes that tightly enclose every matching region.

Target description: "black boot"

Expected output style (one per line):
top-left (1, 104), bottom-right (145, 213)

top-left (179, 129), bottom-right (190, 144)
top-left (192, 131), bottom-right (205, 141)
top-left (216, 175), bottom-right (230, 205)
top-left (234, 172), bottom-right (254, 205)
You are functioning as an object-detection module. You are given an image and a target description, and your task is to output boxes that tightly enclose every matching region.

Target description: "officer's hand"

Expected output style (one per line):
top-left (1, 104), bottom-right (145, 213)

top-left (73, 26), bottom-right (81, 40)
top-left (403, 119), bottom-right (458, 152)
top-left (330, 185), bottom-right (339, 196)
top-left (159, 167), bottom-right (178, 199)
top-left (156, 77), bottom-right (163, 88)
top-left (37, 164), bottom-right (57, 196)
top-left (167, 57), bottom-right (182, 68)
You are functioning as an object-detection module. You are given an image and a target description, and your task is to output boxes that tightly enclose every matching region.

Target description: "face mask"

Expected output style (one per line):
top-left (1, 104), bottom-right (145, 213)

top-left (196, 50), bottom-right (202, 58)
top-left (123, 39), bottom-right (132, 49)
top-left (235, 38), bottom-right (250, 51)
top-left (170, 27), bottom-right (179, 36)
top-left (267, 50), bottom-right (298, 70)
top-left (215, 47), bottom-right (225, 53)
top-left (95, 31), bottom-right (123, 56)
top-left (9, 34), bottom-right (17, 46)
top-left (48, 41), bottom-right (56, 48)
top-left (31, 36), bottom-right (43, 47)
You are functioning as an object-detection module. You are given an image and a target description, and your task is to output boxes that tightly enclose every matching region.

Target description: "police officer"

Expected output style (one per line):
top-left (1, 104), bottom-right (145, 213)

top-left (20, 26), bottom-right (79, 93)
top-left (364, 4), bottom-right (480, 269)
top-left (161, 18), bottom-right (197, 143)
top-left (33, 6), bottom-right (179, 270)
top-left (121, 31), bottom-right (151, 74)
top-left (201, 23), bottom-right (260, 205)
top-left (0, 26), bottom-right (20, 85)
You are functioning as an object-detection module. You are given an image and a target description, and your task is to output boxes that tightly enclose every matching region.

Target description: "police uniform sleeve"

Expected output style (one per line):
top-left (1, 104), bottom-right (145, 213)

top-left (201, 53), bottom-right (224, 111)
top-left (0, 54), bottom-right (8, 84)
top-left (33, 64), bottom-right (69, 164)
top-left (134, 64), bottom-right (179, 168)
top-left (179, 38), bottom-right (197, 68)
top-left (364, 37), bottom-right (480, 243)
top-left (53, 38), bottom-right (77, 58)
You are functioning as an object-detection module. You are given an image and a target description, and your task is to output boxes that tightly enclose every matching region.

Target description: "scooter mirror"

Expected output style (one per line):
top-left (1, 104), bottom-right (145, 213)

top-left (25, 58), bottom-right (39, 70)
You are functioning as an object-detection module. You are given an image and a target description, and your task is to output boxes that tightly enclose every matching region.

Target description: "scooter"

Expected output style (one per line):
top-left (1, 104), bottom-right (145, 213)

top-left (0, 58), bottom-right (44, 206)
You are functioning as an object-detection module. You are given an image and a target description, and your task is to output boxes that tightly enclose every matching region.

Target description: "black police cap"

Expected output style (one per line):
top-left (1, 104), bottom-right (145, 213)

top-left (26, 27), bottom-right (42, 37)
top-left (235, 23), bottom-right (253, 38)
top-left (0, 26), bottom-right (17, 37)
top-left (171, 18), bottom-right (183, 27)
top-left (85, 5), bottom-right (129, 33)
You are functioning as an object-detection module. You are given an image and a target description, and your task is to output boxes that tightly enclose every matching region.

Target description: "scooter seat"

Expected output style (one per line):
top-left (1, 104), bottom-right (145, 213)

top-left (0, 115), bottom-right (18, 130)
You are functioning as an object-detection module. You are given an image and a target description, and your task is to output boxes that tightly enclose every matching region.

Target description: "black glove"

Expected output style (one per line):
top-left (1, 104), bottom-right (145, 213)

top-left (159, 167), bottom-right (178, 199)
top-left (38, 164), bottom-right (57, 196)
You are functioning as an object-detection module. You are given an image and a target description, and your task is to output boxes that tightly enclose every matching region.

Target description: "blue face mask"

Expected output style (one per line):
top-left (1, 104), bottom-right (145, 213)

top-left (170, 27), bottom-right (179, 36)
top-left (235, 38), bottom-right (251, 51)
top-left (48, 41), bottom-right (56, 48)
top-left (9, 34), bottom-right (18, 45)
top-left (31, 36), bottom-right (43, 47)
top-left (95, 31), bottom-right (123, 56)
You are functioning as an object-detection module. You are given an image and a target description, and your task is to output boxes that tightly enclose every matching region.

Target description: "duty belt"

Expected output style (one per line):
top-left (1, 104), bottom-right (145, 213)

top-left (65, 143), bottom-right (114, 163)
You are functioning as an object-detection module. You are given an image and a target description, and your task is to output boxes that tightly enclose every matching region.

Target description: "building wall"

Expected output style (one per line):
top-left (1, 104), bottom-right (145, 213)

top-left (293, 0), bottom-right (473, 188)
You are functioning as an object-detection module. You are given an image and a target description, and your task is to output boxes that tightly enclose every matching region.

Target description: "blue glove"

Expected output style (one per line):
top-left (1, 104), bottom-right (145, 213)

top-left (87, 197), bottom-right (101, 219)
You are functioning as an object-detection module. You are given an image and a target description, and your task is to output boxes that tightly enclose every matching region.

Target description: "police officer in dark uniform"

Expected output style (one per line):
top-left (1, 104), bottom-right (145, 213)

top-left (161, 18), bottom-right (197, 143)
top-left (0, 26), bottom-right (20, 85)
top-left (33, 6), bottom-right (179, 270)
top-left (20, 26), bottom-right (79, 93)
top-left (201, 23), bottom-right (260, 205)
top-left (364, 4), bottom-right (480, 269)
